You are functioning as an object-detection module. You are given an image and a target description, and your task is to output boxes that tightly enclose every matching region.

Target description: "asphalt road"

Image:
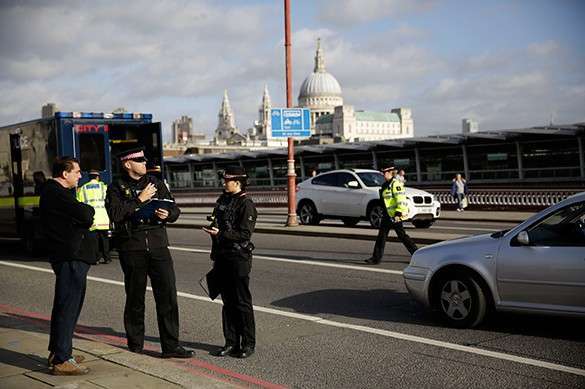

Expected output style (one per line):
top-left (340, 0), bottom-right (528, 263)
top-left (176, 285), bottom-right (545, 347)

top-left (1, 226), bottom-right (584, 388)
top-left (178, 212), bottom-right (519, 238)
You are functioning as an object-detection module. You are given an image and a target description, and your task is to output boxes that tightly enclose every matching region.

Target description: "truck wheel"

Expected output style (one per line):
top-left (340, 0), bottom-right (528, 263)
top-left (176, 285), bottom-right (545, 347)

top-left (412, 219), bottom-right (434, 228)
top-left (434, 271), bottom-right (487, 328)
top-left (368, 203), bottom-right (385, 229)
top-left (341, 217), bottom-right (360, 227)
top-left (298, 201), bottom-right (320, 225)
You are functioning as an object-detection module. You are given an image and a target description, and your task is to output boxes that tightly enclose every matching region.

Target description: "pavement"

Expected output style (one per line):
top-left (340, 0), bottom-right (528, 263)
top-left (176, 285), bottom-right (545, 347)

top-left (0, 304), bottom-right (284, 389)
top-left (173, 208), bottom-right (535, 245)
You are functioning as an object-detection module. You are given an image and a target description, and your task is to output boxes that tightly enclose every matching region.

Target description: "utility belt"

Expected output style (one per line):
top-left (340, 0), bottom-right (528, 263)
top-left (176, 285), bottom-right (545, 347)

top-left (215, 240), bottom-right (255, 257)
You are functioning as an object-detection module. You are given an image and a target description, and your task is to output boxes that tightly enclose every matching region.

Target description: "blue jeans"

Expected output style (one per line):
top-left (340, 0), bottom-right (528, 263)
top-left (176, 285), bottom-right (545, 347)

top-left (48, 260), bottom-right (90, 364)
top-left (457, 193), bottom-right (465, 209)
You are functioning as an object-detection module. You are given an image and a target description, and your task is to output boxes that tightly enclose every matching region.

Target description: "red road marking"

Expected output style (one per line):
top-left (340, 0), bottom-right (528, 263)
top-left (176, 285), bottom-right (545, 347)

top-left (0, 303), bottom-right (286, 389)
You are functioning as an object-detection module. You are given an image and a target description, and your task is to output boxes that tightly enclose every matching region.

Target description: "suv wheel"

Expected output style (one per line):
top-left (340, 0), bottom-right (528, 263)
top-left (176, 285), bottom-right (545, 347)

top-left (341, 217), bottom-right (360, 227)
top-left (434, 272), bottom-right (487, 328)
top-left (298, 201), bottom-right (320, 225)
top-left (368, 203), bottom-right (385, 229)
top-left (412, 219), bottom-right (434, 228)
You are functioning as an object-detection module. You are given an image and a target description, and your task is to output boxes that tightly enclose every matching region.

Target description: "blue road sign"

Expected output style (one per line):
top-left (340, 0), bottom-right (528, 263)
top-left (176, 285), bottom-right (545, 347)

top-left (271, 108), bottom-right (311, 137)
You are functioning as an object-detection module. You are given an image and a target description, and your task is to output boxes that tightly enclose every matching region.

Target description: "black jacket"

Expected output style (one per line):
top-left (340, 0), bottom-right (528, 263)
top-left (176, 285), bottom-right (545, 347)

top-left (40, 179), bottom-right (95, 263)
top-left (210, 191), bottom-right (257, 260)
top-left (106, 174), bottom-right (180, 252)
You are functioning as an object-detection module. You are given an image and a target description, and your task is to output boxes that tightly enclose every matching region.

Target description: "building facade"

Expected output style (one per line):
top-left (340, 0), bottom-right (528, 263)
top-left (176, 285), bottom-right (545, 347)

top-left (316, 106), bottom-right (413, 142)
top-left (171, 115), bottom-right (193, 144)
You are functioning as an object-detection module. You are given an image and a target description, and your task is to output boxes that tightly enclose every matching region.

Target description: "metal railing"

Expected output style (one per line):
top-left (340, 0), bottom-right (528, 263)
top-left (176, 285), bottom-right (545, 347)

top-left (174, 188), bottom-right (583, 210)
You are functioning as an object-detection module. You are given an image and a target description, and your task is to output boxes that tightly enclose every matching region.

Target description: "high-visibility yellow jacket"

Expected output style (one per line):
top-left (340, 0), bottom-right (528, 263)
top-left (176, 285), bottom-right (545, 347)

top-left (77, 179), bottom-right (110, 231)
top-left (380, 178), bottom-right (409, 218)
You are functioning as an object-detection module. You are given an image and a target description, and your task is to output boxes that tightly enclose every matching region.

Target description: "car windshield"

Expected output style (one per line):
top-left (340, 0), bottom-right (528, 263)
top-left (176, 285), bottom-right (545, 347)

top-left (357, 172), bottom-right (385, 187)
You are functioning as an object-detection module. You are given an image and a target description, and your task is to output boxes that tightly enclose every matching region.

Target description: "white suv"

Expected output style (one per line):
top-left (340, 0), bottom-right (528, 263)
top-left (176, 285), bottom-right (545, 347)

top-left (296, 169), bottom-right (441, 228)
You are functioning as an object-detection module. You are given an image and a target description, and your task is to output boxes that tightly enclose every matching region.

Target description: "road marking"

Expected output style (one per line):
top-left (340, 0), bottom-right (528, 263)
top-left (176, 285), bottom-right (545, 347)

top-left (181, 215), bottom-right (503, 232)
top-left (169, 246), bottom-right (405, 275)
top-left (1, 260), bottom-right (584, 378)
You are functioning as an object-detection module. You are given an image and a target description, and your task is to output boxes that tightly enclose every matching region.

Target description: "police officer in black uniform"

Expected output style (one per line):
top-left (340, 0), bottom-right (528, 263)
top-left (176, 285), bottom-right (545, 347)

top-left (203, 166), bottom-right (257, 359)
top-left (106, 147), bottom-right (192, 358)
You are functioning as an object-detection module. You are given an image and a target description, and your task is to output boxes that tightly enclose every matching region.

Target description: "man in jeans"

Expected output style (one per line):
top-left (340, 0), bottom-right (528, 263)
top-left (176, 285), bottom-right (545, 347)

top-left (40, 157), bottom-right (96, 375)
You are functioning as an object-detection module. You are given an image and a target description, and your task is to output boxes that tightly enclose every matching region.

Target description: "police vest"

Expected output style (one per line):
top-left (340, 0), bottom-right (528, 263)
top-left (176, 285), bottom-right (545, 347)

top-left (77, 180), bottom-right (110, 231)
top-left (381, 178), bottom-right (409, 218)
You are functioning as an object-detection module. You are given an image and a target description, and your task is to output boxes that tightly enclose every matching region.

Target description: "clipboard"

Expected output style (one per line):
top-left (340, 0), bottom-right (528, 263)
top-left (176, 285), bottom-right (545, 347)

top-left (199, 268), bottom-right (221, 300)
top-left (133, 198), bottom-right (175, 221)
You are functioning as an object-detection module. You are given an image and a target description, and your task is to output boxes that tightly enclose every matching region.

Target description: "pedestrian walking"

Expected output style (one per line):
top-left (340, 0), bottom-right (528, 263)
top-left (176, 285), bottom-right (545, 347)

top-left (451, 173), bottom-right (469, 211)
top-left (397, 169), bottom-right (406, 183)
top-left (77, 170), bottom-right (111, 264)
top-left (106, 147), bottom-right (192, 358)
top-left (203, 166), bottom-right (257, 359)
top-left (40, 157), bottom-right (96, 375)
top-left (365, 166), bottom-right (418, 264)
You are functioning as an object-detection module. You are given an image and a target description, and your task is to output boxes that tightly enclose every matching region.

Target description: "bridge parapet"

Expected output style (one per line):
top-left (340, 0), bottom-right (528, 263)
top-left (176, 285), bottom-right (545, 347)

top-left (174, 188), bottom-right (583, 211)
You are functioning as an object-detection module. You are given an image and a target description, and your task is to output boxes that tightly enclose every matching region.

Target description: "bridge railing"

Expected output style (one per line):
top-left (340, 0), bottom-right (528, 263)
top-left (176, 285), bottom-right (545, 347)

top-left (174, 188), bottom-right (583, 210)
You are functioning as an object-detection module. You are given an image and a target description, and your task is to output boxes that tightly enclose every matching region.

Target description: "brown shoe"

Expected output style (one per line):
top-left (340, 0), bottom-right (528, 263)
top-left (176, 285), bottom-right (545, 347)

top-left (51, 358), bottom-right (90, 376)
top-left (48, 353), bottom-right (85, 367)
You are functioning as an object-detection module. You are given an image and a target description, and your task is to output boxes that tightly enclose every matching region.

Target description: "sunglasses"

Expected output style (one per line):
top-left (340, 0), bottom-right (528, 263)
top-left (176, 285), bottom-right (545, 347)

top-left (129, 157), bottom-right (147, 163)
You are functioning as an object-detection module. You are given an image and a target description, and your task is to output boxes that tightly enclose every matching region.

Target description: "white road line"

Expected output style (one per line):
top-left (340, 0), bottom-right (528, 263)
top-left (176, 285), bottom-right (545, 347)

top-left (1, 260), bottom-right (584, 378)
top-left (169, 246), bottom-right (404, 275)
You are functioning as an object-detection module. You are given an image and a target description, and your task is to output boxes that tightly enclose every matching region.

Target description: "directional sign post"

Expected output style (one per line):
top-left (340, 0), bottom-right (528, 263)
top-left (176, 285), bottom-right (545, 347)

top-left (270, 108), bottom-right (311, 138)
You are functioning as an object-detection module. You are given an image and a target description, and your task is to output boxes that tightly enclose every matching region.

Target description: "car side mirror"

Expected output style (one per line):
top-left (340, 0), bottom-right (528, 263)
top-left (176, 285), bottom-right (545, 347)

top-left (517, 231), bottom-right (530, 245)
top-left (347, 180), bottom-right (359, 189)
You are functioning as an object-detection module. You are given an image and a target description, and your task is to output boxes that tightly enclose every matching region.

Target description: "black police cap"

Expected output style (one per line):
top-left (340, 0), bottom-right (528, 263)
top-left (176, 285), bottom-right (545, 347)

top-left (221, 165), bottom-right (247, 179)
top-left (117, 146), bottom-right (146, 161)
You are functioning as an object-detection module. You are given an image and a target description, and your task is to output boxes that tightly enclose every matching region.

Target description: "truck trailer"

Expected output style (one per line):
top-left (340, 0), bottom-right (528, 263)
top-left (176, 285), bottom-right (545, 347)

top-left (0, 111), bottom-right (163, 253)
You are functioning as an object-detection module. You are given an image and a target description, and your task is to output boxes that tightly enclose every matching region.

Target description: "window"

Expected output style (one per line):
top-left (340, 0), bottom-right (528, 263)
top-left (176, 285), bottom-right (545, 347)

top-left (337, 172), bottom-right (358, 188)
top-left (79, 133), bottom-right (105, 171)
top-left (525, 202), bottom-right (585, 246)
top-left (357, 172), bottom-right (385, 187)
top-left (312, 172), bottom-right (338, 186)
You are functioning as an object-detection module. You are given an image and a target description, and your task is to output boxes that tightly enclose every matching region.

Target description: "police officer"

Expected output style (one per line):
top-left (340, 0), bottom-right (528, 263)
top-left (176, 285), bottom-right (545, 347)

top-left (366, 166), bottom-right (418, 264)
top-left (106, 147), bottom-right (192, 358)
top-left (203, 166), bottom-right (257, 359)
top-left (77, 170), bottom-right (111, 264)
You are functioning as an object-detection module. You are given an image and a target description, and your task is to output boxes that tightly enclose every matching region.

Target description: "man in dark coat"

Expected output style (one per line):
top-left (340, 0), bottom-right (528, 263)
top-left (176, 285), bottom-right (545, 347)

top-left (105, 147), bottom-right (192, 358)
top-left (40, 157), bottom-right (96, 375)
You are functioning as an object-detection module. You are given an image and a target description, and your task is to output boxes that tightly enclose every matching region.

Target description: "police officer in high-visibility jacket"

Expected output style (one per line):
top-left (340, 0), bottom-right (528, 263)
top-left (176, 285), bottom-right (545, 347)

top-left (366, 166), bottom-right (418, 264)
top-left (77, 170), bottom-right (111, 264)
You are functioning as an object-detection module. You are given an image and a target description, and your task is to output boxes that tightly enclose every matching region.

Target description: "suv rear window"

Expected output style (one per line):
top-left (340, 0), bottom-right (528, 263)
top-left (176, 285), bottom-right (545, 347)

top-left (357, 172), bottom-right (384, 187)
top-left (312, 173), bottom-right (338, 186)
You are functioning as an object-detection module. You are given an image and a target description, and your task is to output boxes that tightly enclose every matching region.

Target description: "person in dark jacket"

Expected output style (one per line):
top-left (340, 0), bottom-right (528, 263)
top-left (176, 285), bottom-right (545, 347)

top-left (203, 166), bottom-right (257, 359)
top-left (40, 157), bottom-right (95, 376)
top-left (105, 147), bottom-right (192, 359)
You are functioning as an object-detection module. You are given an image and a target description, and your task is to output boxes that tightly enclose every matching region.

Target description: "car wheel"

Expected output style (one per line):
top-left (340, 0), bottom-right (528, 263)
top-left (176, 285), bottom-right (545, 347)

top-left (298, 201), bottom-right (320, 225)
top-left (434, 272), bottom-right (487, 328)
top-left (341, 217), bottom-right (360, 227)
top-left (412, 219), bottom-right (434, 228)
top-left (368, 203), bottom-right (385, 229)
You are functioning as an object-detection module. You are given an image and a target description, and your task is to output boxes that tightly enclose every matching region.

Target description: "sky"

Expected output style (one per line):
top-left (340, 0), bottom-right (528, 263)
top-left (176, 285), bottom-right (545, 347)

top-left (1, 0), bottom-right (584, 142)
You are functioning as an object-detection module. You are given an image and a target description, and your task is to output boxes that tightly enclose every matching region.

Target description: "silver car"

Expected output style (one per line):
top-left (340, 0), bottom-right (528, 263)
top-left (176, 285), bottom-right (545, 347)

top-left (403, 192), bottom-right (585, 328)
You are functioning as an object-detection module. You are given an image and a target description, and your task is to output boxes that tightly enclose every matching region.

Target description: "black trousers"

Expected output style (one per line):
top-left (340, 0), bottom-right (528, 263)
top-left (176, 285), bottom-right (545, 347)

top-left (49, 260), bottom-right (90, 364)
top-left (372, 216), bottom-right (418, 261)
top-left (215, 255), bottom-right (255, 349)
top-left (97, 230), bottom-right (110, 262)
top-left (119, 247), bottom-right (179, 353)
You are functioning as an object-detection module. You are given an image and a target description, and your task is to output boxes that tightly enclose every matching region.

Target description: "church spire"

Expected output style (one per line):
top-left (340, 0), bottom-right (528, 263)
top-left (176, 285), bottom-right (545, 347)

top-left (262, 84), bottom-right (272, 108)
top-left (220, 89), bottom-right (231, 116)
top-left (217, 89), bottom-right (236, 135)
top-left (314, 37), bottom-right (326, 73)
